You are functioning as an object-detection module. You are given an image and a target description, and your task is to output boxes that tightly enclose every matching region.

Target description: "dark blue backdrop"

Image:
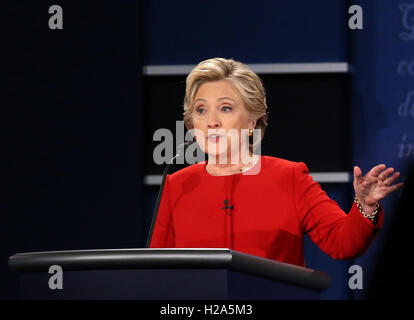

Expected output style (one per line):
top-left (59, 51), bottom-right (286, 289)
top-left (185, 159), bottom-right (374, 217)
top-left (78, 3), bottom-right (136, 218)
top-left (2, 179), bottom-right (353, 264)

top-left (350, 0), bottom-right (414, 299)
top-left (2, 1), bottom-right (143, 298)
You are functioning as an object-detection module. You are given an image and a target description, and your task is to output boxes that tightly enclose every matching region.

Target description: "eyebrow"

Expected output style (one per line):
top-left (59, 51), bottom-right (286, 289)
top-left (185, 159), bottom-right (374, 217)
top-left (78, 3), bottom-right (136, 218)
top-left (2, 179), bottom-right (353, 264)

top-left (194, 97), bottom-right (236, 103)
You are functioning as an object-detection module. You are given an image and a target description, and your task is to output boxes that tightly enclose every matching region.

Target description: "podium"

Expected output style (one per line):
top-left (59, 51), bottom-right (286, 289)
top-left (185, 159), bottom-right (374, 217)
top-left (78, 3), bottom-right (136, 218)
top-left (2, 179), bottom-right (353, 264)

top-left (9, 248), bottom-right (330, 300)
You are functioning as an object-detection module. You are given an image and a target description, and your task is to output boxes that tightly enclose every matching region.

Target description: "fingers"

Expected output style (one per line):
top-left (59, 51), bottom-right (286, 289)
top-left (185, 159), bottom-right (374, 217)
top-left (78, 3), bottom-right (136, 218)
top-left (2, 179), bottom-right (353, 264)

top-left (378, 167), bottom-right (395, 183)
top-left (382, 171), bottom-right (399, 186)
top-left (353, 166), bottom-right (362, 177)
top-left (367, 164), bottom-right (386, 178)
top-left (355, 164), bottom-right (404, 187)
top-left (387, 182), bottom-right (404, 193)
top-left (353, 166), bottom-right (365, 189)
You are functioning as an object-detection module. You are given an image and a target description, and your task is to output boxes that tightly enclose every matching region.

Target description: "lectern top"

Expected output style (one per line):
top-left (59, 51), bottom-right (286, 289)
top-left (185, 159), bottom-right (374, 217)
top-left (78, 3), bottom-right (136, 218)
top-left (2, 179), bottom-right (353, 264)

top-left (9, 248), bottom-right (330, 291)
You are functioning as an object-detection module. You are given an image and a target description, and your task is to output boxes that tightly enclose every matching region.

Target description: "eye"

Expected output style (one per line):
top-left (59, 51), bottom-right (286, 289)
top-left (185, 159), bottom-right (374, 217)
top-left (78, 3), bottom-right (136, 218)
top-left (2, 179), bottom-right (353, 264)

top-left (222, 105), bottom-right (232, 112)
top-left (195, 107), bottom-right (206, 115)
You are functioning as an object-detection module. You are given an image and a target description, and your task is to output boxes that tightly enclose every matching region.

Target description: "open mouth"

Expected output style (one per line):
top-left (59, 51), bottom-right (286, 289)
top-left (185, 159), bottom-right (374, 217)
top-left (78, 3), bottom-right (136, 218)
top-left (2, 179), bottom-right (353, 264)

top-left (207, 134), bottom-right (223, 143)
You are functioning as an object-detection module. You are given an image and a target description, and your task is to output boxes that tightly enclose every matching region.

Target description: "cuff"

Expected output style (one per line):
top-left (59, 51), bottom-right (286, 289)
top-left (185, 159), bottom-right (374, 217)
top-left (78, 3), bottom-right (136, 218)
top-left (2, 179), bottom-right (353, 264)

top-left (350, 201), bottom-right (384, 230)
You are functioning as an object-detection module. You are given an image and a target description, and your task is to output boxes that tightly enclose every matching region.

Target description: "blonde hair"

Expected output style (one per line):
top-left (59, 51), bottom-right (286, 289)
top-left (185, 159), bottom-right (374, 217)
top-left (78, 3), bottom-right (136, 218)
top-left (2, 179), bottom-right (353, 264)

top-left (183, 58), bottom-right (268, 153)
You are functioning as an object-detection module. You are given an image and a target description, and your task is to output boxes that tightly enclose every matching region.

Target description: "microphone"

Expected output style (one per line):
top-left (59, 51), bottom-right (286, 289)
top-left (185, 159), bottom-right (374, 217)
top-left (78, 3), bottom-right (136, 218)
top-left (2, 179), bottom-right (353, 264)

top-left (222, 199), bottom-right (234, 211)
top-left (145, 140), bottom-right (196, 247)
top-left (175, 141), bottom-right (196, 160)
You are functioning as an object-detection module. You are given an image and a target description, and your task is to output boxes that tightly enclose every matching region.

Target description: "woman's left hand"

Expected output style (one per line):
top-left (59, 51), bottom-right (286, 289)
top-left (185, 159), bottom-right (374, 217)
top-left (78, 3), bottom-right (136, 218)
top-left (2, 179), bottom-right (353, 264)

top-left (353, 164), bottom-right (404, 212)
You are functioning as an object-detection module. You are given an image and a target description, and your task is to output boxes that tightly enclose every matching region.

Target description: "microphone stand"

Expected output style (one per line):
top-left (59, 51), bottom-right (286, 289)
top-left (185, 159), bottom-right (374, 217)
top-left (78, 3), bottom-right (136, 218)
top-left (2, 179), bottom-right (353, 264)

top-left (145, 141), bottom-right (194, 248)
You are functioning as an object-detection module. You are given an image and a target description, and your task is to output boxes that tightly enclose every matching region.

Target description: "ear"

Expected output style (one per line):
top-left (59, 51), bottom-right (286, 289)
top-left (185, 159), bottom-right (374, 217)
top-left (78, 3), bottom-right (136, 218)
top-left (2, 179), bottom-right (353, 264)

top-left (249, 119), bottom-right (257, 130)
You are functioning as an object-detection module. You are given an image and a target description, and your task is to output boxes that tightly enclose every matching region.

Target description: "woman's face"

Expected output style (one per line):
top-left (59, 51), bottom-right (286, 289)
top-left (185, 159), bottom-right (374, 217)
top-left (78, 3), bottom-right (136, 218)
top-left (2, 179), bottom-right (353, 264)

top-left (190, 80), bottom-right (256, 163)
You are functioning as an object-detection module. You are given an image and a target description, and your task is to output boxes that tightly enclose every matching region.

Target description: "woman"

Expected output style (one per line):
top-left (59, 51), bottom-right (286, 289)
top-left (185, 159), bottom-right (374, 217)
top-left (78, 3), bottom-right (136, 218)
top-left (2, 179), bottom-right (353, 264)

top-left (149, 58), bottom-right (403, 267)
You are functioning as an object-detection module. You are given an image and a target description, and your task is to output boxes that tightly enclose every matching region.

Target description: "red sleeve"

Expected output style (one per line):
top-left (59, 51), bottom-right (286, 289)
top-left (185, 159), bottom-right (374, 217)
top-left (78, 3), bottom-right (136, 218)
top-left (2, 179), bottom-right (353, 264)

top-left (149, 175), bottom-right (175, 248)
top-left (293, 162), bottom-right (384, 260)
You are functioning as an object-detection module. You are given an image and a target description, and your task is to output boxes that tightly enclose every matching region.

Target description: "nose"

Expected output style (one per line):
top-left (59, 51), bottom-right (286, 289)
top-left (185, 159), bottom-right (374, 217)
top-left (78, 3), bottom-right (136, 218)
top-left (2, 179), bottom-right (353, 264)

top-left (207, 110), bottom-right (220, 129)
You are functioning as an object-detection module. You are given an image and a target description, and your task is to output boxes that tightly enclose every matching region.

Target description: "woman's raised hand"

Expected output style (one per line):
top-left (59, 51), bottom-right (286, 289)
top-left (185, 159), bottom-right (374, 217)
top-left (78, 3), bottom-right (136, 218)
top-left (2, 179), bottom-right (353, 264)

top-left (353, 164), bottom-right (404, 209)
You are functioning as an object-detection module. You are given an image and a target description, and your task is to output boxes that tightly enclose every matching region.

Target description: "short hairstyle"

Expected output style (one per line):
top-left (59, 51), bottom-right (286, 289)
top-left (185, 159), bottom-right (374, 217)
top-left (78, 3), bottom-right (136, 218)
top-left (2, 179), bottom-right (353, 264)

top-left (183, 57), bottom-right (268, 153)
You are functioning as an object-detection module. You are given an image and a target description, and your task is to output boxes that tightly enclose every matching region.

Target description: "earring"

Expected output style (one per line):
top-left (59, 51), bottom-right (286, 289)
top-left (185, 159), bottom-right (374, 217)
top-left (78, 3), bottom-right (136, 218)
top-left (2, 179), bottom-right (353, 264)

top-left (249, 129), bottom-right (253, 136)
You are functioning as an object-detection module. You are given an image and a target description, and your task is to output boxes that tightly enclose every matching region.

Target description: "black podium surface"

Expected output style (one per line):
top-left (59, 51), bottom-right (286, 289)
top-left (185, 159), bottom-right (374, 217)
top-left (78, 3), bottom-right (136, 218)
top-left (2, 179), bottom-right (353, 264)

top-left (9, 248), bottom-right (331, 300)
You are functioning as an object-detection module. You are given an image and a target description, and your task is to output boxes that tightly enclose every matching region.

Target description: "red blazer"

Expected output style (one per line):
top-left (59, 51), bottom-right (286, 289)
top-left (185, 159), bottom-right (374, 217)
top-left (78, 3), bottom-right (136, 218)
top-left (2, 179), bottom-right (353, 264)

top-left (149, 156), bottom-right (383, 267)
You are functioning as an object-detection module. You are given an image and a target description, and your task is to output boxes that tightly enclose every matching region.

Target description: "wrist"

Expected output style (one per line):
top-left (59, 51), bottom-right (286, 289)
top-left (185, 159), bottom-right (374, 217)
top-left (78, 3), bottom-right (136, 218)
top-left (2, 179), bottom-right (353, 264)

top-left (361, 203), bottom-right (377, 215)
top-left (354, 195), bottom-right (380, 222)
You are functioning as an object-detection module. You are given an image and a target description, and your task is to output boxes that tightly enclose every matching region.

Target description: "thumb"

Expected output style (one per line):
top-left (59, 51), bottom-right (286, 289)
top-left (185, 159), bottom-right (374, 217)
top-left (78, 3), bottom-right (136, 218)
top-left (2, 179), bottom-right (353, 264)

top-left (353, 166), bottom-right (363, 180)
